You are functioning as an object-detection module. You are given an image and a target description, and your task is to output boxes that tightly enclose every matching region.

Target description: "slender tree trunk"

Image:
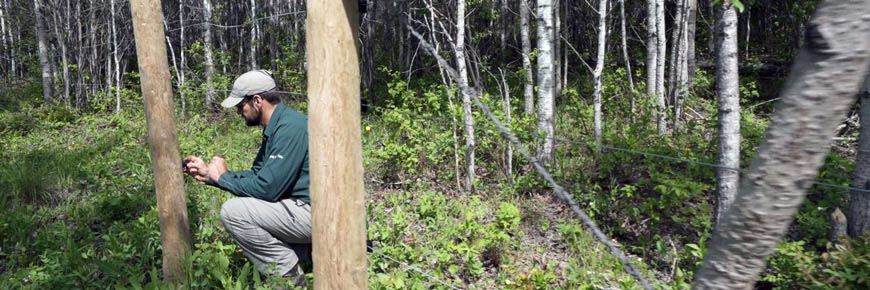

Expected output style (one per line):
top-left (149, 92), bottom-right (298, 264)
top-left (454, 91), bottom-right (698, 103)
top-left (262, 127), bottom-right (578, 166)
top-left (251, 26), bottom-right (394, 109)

top-left (163, 19), bottom-right (184, 115)
top-left (456, 0), bottom-right (476, 193)
top-left (620, 0), bottom-right (635, 117)
top-left (553, 0), bottom-right (561, 100)
top-left (0, 0), bottom-right (7, 79)
top-left (692, 1), bottom-right (870, 287)
top-left (592, 0), bottom-right (607, 147)
top-left (51, 9), bottom-right (70, 105)
top-left (656, 0), bottom-right (667, 134)
top-left (202, 0), bottom-right (216, 109)
top-left (249, 0), bottom-right (258, 69)
top-left (536, 0), bottom-right (555, 162)
top-left (111, 0), bottom-right (122, 113)
top-left (521, 0), bottom-right (534, 115)
top-left (686, 0), bottom-right (697, 85)
top-left (849, 74), bottom-right (870, 238)
top-left (179, 1), bottom-right (186, 114)
top-left (646, 0), bottom-right (658, 116)
top-left (501, 69), bottom-right (513, 185)
top-left (34, 0), bottom-right (53, 103)
top-left (128, 0), bottom-right (193, 284)
top-left (714, 0), bottom-right (740, 226)
top-left (426, 0), bottom-right (462, 190)
top-left (75, 0), bottom-right (84, 107)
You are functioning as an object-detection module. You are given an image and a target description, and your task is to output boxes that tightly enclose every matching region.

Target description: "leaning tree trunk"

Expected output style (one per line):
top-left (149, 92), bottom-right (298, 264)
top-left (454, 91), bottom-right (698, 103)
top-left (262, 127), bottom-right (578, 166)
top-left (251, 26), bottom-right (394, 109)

top-left (521, 0), bottom-right (534, 115)
top-left (713, 0), bottom-right (740, 226)
top-left (536, 0), bottom-right (556, 162)
top-left (692, 0), bottom-right (870, 288)
top-left (34, 0), bottom-right (53, 103)
top-left (592, 0), bottom-right (607, 147)
top-left (849, 73), bottom-right (870, 238)
top-left (456, 0), bottom-right (476, 193)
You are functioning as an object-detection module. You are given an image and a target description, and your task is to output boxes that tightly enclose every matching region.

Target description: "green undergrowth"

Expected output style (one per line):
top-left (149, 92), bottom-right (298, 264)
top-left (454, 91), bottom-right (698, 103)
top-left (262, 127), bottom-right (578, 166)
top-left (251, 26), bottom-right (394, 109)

top-left (2, 65), bottom-right (869, 289)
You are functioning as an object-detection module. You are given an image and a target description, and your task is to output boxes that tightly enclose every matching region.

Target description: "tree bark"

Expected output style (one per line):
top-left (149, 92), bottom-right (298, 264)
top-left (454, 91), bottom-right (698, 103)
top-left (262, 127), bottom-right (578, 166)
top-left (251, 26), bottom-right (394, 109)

top-left (656, 0), bottom-right (667, 135)
top-left (456, 0), bottom-right (476, 193)
top-left (848, 72), bottom-right (870, 238)
top-left (620, 0), bottom-right (635, 116)
top-left (249, 0), bottom-right (258, 69)
top-left (592, 0), bottom-right (607, 147)
top-left (202, 0), bottom-right (216, 109)
top-left (34, 0), bottom-right (53, 103)
top-left (51, 7), bottom-right (70, 105)
top-left (307, 0), bottom-right (367, 288)
top-left (128, 0), bottom-right (193, 284)
top-left (111, 0), bottom-right (121, 113)
top-left (714, 0), bottom-right (740, 226)
top-left (521, 0), bottom-right (534, 115)
top-left (692, 0), bottom-right (870, 288)
top-left (646, 0), bottom-right (658, 116)
top-left (536, 0), bottom-right (555, 162)
top-left (686, 0), bottom-right (698, 85)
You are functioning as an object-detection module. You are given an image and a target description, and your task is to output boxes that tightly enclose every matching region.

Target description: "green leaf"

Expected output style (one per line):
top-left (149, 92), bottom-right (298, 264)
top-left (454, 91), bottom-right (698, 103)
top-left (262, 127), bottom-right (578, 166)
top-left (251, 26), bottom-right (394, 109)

top-left (732, 0), bottom-right (745, 13)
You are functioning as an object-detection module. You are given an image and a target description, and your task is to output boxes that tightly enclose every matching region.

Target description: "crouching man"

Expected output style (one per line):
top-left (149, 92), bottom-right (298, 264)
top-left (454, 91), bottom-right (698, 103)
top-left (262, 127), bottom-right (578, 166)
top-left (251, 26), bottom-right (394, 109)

top-left (183, 70), bottom-right (311, 286)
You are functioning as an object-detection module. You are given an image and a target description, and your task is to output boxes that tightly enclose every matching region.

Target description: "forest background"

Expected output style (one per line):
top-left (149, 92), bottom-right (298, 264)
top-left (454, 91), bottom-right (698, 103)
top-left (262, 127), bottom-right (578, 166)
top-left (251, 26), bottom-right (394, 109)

top-left (1, 0), bottom-right (869, 289)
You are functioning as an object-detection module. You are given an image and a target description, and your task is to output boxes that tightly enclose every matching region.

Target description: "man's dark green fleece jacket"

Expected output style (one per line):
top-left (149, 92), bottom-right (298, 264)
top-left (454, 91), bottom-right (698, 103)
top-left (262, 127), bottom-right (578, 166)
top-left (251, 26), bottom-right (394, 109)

top-left (213, 103), bottom-right (311, 203)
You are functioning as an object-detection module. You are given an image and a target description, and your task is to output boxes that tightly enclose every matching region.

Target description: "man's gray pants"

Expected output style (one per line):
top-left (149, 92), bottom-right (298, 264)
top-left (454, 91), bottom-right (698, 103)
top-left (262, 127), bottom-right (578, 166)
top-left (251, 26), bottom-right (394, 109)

top-left (220, 197), bottom-right (312, 276)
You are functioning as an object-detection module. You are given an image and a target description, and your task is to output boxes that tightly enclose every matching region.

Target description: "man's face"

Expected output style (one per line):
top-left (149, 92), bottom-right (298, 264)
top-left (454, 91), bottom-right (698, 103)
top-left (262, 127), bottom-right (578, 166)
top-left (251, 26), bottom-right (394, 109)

top-left (236, 96), bottom-right (261, 127)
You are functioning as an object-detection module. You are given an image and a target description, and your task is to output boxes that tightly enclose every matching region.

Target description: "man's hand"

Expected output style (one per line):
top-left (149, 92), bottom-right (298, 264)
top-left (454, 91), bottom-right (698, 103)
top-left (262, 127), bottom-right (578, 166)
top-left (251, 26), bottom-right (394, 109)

top-left (206, 156), bottom-right (228, 184)
top-left (182, 155), bottom-right (209, 182)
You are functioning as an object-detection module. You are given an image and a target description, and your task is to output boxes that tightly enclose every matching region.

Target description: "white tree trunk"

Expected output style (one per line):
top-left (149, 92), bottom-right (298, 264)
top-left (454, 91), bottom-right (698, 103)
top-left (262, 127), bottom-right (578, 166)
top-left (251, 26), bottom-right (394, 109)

top-left (110, 0), bottom-right (121, 113)
top-left (620, 0), bottom-right (635, 115)
top-left (646, 0), bottom-right (657, 114)
top-left (456, 0), bottom-right (476, 192)
top-left (553, 0), bottom-right (561, 100)
top-left (692, 0), bottom-right (870, 288)
top-left (714, 1), bottom-right (740, 226)
top-left (501, 69), bottom-right (513, 185)
top-left (655, 0), bottom-right (667, 134)
top-left (536, 0), bottom-right (555, 162)
top-left (34, 0), bottom-right (53, 103)
top-left (592, 0), bottom-right (607, 146)
top-left (849, 73), bottom-right (870, 237)
top-left (179, 1), bottom-right (186, 114)
top-left (51, 9), bottom-right (70, 104)
top-left (686, 0), bottom-right (697, 85)
top-left (202, 0), bottom-right (216, 109)
top-left (521, 0), bottom-right (534, 115)
top-left (249, 0), bottom-right (258, 69)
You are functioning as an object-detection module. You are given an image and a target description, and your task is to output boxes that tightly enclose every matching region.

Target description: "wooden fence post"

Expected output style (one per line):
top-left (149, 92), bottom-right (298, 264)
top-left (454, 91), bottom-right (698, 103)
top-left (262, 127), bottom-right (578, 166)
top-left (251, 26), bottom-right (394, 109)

top-left (307, 0), bottom-right (366, 289)
top-left (129, 0), bottom-right (192, 283)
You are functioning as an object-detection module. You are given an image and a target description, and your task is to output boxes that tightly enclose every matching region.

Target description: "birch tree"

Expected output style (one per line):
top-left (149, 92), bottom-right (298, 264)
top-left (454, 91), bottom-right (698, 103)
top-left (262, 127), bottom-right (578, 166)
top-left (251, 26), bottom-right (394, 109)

top-left (693, 0), bottom-right (870, 288)
top-left (536, 0), bottom-right (555, 162)
top-left (34, 0), bottom-right (53, 103)
top-left (849, 73), bottom-right (870, 237)
top-left (620, 0), bottom-right (635, 115)
top-left (646, 0), bottom-right (658, 116)
top-left (656, 0), bottom-right (667, 134)
top-left (249, 0), bottom-right (258, 69)
top-left (521, 0), bottom-right (534, 115)
top-left (456, 0), bottom-right (476, 192)
top-left (592, 0), bottom-right (607, 146)
top-left (714, 0), bottom-right (740, 225)
top-left (202, 0), bottom-right (216, 109)
top-left (110, 0), bottom-right (121, 113)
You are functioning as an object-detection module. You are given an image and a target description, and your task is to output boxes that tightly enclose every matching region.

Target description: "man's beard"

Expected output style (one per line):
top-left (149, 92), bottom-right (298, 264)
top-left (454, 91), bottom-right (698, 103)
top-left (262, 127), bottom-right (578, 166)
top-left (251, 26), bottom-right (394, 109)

top-left (244, 108), bottom-right (261, 126)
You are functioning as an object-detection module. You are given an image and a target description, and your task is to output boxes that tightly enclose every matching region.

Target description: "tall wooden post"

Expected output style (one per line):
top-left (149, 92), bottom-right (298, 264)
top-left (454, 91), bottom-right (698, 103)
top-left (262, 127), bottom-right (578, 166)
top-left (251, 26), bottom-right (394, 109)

top-left (129, 0), bottom-right (192, 284)
top-left (307, 0), bottom-right (366, 289)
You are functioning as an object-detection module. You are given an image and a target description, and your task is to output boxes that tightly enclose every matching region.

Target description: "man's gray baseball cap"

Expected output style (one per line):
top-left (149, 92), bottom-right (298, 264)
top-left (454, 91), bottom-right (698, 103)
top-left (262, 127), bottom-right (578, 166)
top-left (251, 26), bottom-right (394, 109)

top-left (220, 70), bottom-right (277, 108)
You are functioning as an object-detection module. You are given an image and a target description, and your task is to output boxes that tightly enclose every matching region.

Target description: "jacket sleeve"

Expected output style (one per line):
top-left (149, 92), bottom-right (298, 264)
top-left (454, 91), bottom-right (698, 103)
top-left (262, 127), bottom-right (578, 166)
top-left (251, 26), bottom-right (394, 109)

top-left (214, 124), bottom-right (307, 202)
